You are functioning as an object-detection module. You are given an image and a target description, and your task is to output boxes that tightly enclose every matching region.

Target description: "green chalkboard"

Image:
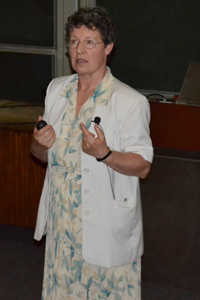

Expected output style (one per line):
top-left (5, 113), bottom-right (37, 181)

top-left (97, 0), bottom-right (200, 93)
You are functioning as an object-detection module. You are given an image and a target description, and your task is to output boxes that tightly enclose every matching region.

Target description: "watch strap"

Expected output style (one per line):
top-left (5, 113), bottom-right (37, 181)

top-left (96, 148), bottom-right (112, 162)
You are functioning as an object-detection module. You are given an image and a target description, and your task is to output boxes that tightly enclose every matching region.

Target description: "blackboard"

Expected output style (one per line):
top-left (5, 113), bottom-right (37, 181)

top-left (0, 0), bottom-right (54, 103)
top-left (0, 0), bottom-right (54, 46)
top-left (97, 0), bottom-right (200, 93)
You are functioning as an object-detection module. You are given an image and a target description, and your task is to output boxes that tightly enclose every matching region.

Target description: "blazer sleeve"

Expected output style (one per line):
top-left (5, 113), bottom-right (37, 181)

top-left (42, 79), bottom-right (54, 123)
top-left (119, 95), bottom-right (153, 163)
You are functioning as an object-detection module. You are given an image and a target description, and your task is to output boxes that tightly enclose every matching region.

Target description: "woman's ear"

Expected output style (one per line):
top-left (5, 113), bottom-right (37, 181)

top-left (105, 43), bottom-right (114, 56)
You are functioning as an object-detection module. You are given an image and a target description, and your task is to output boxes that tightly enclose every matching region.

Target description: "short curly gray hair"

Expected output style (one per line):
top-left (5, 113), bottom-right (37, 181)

top-left (65, 6), bottom-right (116, 46)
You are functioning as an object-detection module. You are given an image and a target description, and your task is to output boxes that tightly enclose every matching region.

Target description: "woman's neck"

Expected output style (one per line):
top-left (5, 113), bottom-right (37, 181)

top-left (78, 68), bottom-right (107, 92)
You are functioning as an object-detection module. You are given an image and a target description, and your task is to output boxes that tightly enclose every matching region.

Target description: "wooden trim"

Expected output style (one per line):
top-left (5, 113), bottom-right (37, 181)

top-left (150, 103), bottom-right (200, 152)
top-left (0, 129), bottom-right (46, 228)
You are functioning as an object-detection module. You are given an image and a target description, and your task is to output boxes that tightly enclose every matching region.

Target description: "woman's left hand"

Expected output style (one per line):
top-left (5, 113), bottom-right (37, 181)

top-left (80, 122), bottom-right (109, 159)
top-left (80, 123), bottom-right (151, 179)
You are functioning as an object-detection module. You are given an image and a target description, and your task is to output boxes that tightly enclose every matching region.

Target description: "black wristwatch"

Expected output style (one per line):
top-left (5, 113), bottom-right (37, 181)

top-left (96, 147), bottom-right (113, 162)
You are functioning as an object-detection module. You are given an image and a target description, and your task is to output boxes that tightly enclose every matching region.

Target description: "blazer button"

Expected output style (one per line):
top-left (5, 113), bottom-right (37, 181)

top-left (84, 210), bottom-right (90, 216)
top-left (84, 189), bottom-right (90, 194)
top-left (83, 168), bottom-right (89, 173)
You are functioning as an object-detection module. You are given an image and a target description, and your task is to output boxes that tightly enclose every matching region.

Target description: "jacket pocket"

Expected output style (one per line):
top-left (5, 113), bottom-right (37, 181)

top-left (112, 196), bottom-right (138, 239)
top-left (82, 196), bottom-right (142, 268)
top-left (113, 195), bottom-right (137, 209)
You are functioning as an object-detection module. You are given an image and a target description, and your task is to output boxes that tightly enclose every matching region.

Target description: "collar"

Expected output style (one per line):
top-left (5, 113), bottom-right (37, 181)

top-left (59, 67), bottom-right (114, 106)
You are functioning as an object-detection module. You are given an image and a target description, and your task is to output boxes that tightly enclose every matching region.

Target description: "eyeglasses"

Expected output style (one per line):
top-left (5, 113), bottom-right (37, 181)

top-left (67, 39), bottom-right (102, 49)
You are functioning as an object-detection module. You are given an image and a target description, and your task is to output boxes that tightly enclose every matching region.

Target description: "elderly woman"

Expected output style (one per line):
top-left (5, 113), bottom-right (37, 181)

top-left (31, 6), bottom-right (153, 300)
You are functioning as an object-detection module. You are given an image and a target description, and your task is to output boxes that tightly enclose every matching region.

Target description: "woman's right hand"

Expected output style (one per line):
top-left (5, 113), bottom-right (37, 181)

top-left (30, 117), bottom-right (56, 162)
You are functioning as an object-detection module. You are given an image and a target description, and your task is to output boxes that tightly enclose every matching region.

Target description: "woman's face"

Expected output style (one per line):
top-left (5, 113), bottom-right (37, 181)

top-left (69, 25), bottom-right (113, 78)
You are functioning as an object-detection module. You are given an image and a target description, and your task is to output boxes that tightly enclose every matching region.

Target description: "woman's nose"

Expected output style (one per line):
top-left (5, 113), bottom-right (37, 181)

top-left (76, 42), bottom-right (85, 54)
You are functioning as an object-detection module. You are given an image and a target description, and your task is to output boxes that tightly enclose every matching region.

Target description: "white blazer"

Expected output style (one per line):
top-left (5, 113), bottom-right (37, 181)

top-left (34, 73), bottom-right (153, 268)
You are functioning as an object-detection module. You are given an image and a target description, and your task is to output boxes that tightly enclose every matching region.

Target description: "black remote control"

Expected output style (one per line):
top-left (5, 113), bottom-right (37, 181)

top-left (36, 120), bottom-right (47, 130)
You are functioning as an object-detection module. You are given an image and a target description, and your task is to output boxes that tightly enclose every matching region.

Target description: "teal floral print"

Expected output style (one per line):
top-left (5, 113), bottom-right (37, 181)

top-left (42, 69), bottom-right (141, 300)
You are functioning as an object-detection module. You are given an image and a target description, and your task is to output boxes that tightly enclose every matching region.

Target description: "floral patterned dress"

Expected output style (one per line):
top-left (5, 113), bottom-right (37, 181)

top-left (42, 71), bottom-right (141, 300)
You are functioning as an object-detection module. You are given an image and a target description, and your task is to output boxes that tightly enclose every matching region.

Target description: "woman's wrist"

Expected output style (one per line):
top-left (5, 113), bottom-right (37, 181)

top-left (30, 140), bottom-right (48, 162)
top-left (96, 147), bottom-right (113, 162)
